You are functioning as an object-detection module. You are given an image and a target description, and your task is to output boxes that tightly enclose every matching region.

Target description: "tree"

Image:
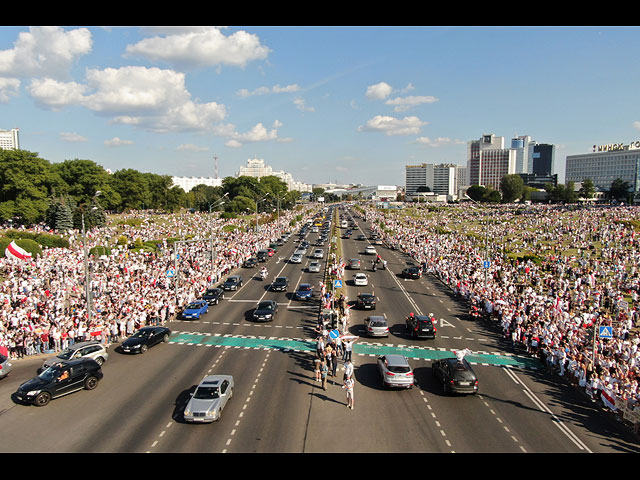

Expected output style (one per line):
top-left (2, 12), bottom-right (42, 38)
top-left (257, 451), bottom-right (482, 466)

top-left (499, 174), bottom-right (524, 203)
top-left (610, 178), bottom-right (631, 202)
top-left (579, 179), bottom-right (595, 199)
top-left (465, 185), bottom-right (488, 202)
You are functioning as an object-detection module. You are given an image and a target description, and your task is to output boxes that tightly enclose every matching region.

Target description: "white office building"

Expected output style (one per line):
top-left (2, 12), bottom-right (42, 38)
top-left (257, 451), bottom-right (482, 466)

top-left (467, 134), bottom-right (516, 189)
top-left (237, 157), bottom-right (311, 192)
top-left (405, 163), bottom-right (464, 198)
top-left (566, 142), bottom-right (640, 193)
top-left (171, 176), bottom-right (222, 192)
top-left (0, 128), bottom-right (19, 150)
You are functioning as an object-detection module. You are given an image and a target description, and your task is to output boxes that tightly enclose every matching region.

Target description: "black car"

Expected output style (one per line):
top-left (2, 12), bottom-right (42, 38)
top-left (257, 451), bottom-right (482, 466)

top-left (120, 326), bottom-right (171, 354)
top-left (252, 300), bottom-right (278, 322)
top-left (402, 266), bottom-right (421, 279)
top-left (271, 276), bottom-right (289, 292)
top-left (357, 292), bottom-right (376, 310)
top-left (432, 357), bottom-right (479, 395)
top-left (222, 275), bottom-right (243, 291)
top-left (406, 314), bottom-right (436, 339)
top-left (257, 250), bottom-right (269, 262)
top-left (243, 257), bottom-right (259, 268)
top-left (15, 358), bottom-right (103, 407)
top-left (202, 287), bottom-right (223, 305)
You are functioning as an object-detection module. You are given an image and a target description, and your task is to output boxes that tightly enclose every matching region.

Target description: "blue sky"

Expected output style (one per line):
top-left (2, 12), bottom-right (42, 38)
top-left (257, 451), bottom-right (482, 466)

top-left (1, 26), bottom-right (639, 186)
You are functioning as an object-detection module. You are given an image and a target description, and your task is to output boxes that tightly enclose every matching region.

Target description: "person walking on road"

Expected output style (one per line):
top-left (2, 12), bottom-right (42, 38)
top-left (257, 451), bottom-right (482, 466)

top-left (321, 361), bottom-right (328, 390)
top-left (343, 376), bottom-right (354, 409)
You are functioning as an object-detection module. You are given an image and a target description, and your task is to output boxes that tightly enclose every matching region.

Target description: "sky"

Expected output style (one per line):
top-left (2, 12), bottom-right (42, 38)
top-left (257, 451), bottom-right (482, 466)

top-left (1, 25), bottom-right (640, 186)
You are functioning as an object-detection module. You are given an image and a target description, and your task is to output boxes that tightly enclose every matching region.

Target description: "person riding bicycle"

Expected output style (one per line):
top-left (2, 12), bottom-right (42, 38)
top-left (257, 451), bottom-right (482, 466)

top-left (260, 266), bottom-right (267, 279)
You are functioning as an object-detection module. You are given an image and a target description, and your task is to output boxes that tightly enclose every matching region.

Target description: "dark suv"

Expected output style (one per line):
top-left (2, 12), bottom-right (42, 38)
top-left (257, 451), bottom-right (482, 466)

top-left (432, 357), bottom-right (478, 395)
top-left (405, 314), bottom-right (436, 339)
top-left (402, 267), bottom-right (421, 279)
top-left (15, 358), bottom-right (103, 407)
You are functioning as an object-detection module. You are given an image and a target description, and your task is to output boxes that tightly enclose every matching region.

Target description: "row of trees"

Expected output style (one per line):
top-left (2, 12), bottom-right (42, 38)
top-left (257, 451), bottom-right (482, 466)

top-left (0, 149), bottom-right (303, 230)
top-left (465, 174), bottom-right (634, 204)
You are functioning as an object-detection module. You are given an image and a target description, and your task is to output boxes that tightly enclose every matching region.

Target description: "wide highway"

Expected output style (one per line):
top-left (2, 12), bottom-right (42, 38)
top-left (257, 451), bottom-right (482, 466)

top-left (0, 205), bottom-right (638, 453)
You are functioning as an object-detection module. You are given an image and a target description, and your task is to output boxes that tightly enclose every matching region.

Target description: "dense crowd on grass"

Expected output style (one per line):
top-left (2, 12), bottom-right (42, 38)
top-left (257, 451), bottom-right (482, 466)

top-left (0, 208), bottom-right (314, 358)
top-left (364, 203), bottom-right (640, 424)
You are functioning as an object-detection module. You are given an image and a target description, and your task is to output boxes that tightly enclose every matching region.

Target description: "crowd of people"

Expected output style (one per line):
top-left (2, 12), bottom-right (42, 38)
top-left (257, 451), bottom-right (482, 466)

top-left (362, 202), bottom-right (640, 427)
top-left (0, 207), bottom-right (316, 360)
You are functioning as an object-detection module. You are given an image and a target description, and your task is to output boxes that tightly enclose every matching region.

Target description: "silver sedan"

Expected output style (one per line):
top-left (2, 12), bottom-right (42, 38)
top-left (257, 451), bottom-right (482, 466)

top-left (184, 375), bottom-right (234, 423)
top-left (377, 354), bottom-right (414, 389)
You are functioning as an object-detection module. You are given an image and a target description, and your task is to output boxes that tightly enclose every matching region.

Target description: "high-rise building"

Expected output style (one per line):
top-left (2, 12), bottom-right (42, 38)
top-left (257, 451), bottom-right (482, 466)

top-left (237, 157), bottom-right (311, 192)
top-left (0, 128), bottom-right (19, 150)
top-left (467, 134), bottom-right (516, 189)
top-left (531, 143), bottom-right (555, 176)
top-left (566, 142), bottom-right (640, 193)
top-left (511, 135), bottom-right (533, 174)
top-left (405, 163), bottom-right (463, 197)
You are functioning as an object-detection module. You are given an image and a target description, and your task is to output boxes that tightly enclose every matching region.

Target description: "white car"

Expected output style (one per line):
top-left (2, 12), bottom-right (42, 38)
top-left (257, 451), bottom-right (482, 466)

top-left (290, 253), bottom-right (303, 264)
top-left (184, 375), bottom-right (234, 423)
top-left (313, 249), bottom-right (324, 259)
top-left (308, 261), bottom-right (321, 273)
top-left (353, 273), bottom-right (368, 286)
top-left (364, 245), bottom-right (377, 255)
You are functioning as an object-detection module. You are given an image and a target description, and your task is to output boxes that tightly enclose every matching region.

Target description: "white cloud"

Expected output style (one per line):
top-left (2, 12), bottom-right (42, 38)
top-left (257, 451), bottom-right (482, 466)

top-left (105, 137), bottom-right (134, 147)
top-left (294, 97), bottom-right (315, 112)
top-left (0, 77), bottom-right (20, 103)
top-left (60, 132), bottom-right (87, 142)
top-left (124, 27), bottom-right (270, 69)
top-left (236, 83), bottom-right (301, 97)
top-left (358, 115), bottom-right (427, 136)
top-left (27, 66), bottom-right (227, 133)
top-left (0, 26), bottom-right (92, 80)
top-left (385, 95), bottom-right (438, 112)
top-left (634, 121), bottom-right (640, 131)
top-left (220, 119), bottom-right (284, 147)
top-left (177, 143), bottom-right (208, 152)
top-left (366, 82), bottom-right (393, 100)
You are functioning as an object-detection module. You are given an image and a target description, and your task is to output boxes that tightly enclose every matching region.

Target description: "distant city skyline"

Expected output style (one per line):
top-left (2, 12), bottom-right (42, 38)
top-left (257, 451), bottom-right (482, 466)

top-left (2, 26), bottom-right (640, 185)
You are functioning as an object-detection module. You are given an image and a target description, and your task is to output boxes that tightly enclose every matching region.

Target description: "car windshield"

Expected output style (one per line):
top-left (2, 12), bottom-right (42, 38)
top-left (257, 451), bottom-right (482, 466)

top-left (361, 294), bottom-right (373, 299)
top-left (257, 302), bottom-right (274, 310)
top-left (388, 365), bottom-right (411, 373)
top-left (56, 347), bottom-right (76, 360)
top-left (132, 330), bottom-right (152, 338)
top-left (38, 366), bottom-right (62, 382)
top-left (205, 290), bottom-right (218, 295)
top-left (226, 278), bottom-right (238, 284)
top-left (194, 386), bottom-right (219, 399)
top-left (299, 285), bottom-right (311, 291)
top-left (275, 278), bottom-right (286, 283)
top-left (369, 319), bottom-right (386, 326)
top-left (186, 303), bottom-right (201, 309)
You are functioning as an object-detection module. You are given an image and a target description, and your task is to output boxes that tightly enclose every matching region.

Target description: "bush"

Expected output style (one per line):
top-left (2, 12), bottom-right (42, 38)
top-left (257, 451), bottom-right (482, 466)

top-left (0, 237), bottom-right (42, 258)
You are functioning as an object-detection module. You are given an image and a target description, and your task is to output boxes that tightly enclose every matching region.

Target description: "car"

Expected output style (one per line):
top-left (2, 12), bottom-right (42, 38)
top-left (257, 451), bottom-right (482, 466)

top-left (432, 357), bottom-right (479, 395)
top-left (356, 234), bottom-right (366, 241)
top-left (295, 283), bottom-right (313, 300)
top-left (243, 257), bottom-right (258, 268)
top-left (184, 375), bottom-right (234, 423)
top-left (271, 276), bottom-right (289, 291)
top-left (15, 358), bottom-right (103, 407)
top-left (308, 261), bottom-right (321, 273)
top-left (357, 292), bottom-right (376, 310)
top-left (294, 248), bottom-right (307, 256)
top-left (405, 313), bottom-right (437, 338)
top-left (402, 266), bottom-right (421, 279)
top-left (312, 248), bottom-right (324, 259)
top-left (253, 300), bottom-right (278, 322)
top-left (257, 250), bottom-right (269, 262)
top-left (222, 275), bottom-right (243, 291)
top-left (290, 253), bottom-right (303, 264)
top-left (348, 258), bottom-right (361, 270)
top-left (40, 340), bottom-right (109, 372)
top-left (377, 354), bottom-right (414, 389)
top-left (364, 245), bottom-right (377, 255)
top-left (353, 273), bottom-right (368, 286)
top-left (266, 247), bottom-right (275, 256)
top-left (0, 353), bottom-right (12, 379)
top-left (364, 315), bottom-right (389, 337)
top-left (120, 326), bottom-right (172, 354)
top-left (202, 287), bottom-right (223, 305)
top-left (181, 300), bottom-right (209, 320)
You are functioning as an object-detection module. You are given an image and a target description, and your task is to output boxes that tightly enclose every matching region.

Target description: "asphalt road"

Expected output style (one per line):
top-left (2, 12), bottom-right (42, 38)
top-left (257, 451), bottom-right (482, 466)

top-left (1, 206), bottom-right (639, 453)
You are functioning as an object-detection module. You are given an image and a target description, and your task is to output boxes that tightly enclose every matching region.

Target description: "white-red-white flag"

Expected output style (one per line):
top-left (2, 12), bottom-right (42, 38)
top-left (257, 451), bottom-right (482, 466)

top-left (5, 241), bottom-right (32, 261)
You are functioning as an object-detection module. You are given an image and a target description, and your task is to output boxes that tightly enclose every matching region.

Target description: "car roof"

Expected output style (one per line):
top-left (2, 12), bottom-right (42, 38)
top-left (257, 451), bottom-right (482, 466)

top-left (67, 340), bottom-right (101, 350)
top-left (368, 315), bottom-right (386, 322)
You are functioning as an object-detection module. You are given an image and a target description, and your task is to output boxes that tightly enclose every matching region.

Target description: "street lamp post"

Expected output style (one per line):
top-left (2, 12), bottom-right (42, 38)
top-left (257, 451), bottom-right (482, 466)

top-left (81, 191), bottom-right (101, 326)
top-left (255, 193), bottom-right (269, 232)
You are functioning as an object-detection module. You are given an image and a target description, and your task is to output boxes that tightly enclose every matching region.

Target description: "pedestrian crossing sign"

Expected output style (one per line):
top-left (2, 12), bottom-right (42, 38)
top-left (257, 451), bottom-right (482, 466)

top-left (599, 326), bottom-right (613, 338)
top-left (333, 280), bottom-right (342, 288)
